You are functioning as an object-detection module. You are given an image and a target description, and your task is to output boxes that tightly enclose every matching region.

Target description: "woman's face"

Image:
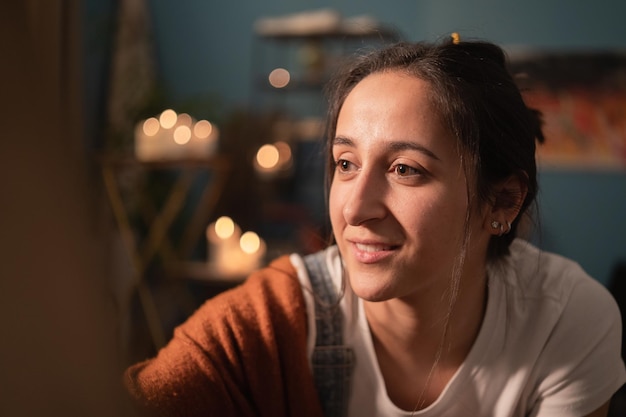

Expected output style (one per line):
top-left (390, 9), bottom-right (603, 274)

top-left (329, 71), bottom-right (489, 302)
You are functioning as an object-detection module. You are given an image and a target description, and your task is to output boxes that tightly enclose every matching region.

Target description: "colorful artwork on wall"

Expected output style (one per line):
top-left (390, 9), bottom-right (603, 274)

top-left (510, 52), bottom-right (626, 169)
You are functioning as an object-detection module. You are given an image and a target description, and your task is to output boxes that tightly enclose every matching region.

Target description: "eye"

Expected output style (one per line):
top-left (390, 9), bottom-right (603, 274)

top-left (393, 163), bottom-right (420, 177)
top-left (336, 159), bottom-right (355, 172)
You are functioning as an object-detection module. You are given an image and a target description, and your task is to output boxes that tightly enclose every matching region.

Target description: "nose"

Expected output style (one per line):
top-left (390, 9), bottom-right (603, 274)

top-left (342, 169), bottom-right (387, 226)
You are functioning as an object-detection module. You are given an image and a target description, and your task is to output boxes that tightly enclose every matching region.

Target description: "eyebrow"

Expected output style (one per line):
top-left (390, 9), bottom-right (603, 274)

top-left (333, 136), bottom-right (441, 161)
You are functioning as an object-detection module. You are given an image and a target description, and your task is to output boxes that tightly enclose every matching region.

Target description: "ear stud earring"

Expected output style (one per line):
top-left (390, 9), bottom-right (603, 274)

top-left (491, 220), bottom-right (512, 236)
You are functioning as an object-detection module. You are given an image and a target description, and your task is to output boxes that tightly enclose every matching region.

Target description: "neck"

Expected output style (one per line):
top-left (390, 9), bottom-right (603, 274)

top-left (365, 262), bottom-right (487, 352)
top-left (363, 266), bottom-right (488, 411)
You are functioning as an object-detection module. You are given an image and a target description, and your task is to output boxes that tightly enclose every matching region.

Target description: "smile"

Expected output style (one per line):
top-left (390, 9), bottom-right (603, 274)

top-left (350, 241), bottom-right (398, 264)
top-left (355, 242), bottom-right (395, 252)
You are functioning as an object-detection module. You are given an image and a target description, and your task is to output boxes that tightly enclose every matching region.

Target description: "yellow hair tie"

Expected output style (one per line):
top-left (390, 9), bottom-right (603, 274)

top-left (451, 32), bottom-right (460, 44)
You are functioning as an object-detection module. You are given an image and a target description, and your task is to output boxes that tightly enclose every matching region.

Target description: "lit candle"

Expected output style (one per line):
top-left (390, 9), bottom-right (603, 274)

top-left (135, 117), bottom-right (163, 161)
top-left (189, 119), bottom-right (219, 159)
top-left (158, 109), bottom-right (179, 160)
top-left (134, 110), bottom-right (220, 161)
top-left (238, 231), bottom-right (267, 273)
top-left (206, 216), bottom-right (242, 278)
top-left (206, 218), bottom-right (266, 279)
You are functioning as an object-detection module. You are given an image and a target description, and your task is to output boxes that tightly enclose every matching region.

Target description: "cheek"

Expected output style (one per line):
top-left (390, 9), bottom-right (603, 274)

top-left (435, 191), bottom-right (471, 241)
top-left (394, 188), bottom-right (467, 238)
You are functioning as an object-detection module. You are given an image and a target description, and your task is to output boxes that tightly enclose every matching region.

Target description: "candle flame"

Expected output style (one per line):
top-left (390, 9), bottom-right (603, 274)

top-left (240, 231), bottom-right (261, 254)
top-left (160, 109), bottom-right (177, 129)
top-left (142, 117), bottom-right (160, 136)
top-left (177, 113), bottom-right (192, 126)
top-left (174, 125), bottom-right (191, 145)
top-left (215, 216), bottom-right (235, 239)
top-left (194, 120), bottom-right (213, 139)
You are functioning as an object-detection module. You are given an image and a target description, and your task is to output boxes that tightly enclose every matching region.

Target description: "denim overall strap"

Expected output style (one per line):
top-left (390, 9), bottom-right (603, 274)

top-left (303, 251), bottom-right (355, 417)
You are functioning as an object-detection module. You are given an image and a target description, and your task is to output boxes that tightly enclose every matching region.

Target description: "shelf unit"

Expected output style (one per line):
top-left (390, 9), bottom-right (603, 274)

top-left (250, 27), bottom-right (401, 116)
top-left (100, 154), bottom-right (231, 350)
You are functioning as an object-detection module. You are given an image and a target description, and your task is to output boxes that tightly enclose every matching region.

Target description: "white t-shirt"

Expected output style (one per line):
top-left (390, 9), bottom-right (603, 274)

top-left (290, 239), bottom-right (626, 417)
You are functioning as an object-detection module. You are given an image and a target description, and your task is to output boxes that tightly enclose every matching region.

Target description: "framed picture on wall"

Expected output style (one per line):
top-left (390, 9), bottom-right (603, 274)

top-left (510, 51), bottom-right (626, 170)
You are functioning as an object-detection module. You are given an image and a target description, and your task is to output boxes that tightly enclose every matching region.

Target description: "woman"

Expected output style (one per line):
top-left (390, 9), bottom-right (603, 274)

top-left (125, 37), bottom-right (625, 417)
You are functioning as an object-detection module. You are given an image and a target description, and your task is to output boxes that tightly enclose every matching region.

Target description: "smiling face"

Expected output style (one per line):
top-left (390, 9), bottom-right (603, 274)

top-left (329, 70), bottom-right (490, 302)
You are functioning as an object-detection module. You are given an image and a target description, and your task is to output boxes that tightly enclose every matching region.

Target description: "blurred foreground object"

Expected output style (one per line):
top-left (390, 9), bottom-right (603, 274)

top-left (0, 2), bottom-right (132, 416)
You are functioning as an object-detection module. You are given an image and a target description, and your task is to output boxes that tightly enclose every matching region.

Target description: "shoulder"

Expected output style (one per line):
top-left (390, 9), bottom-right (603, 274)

top-left (124, 255), bottom-right (322, 417)
top-left (489, 239), bottom-right (621, 343)
top-left (491, 239), bottom-right (616, 314)
top-left (192, 254), bottom-right (306, 335)
top-left (239, 254), bottom-right (303, 306)
top-left (487, 240), bottom-right (625, 415)
top-left (288, 246), bottom-right (346, 359)
top-left (149, 254), bottom-right (308, 361)
top-left (486, 239), bottom-right (624, 375)
top-left (289, 246), bottom-right (344, 308)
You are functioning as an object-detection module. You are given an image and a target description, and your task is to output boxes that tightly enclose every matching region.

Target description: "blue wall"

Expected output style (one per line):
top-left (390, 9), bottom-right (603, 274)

top-left (89, 0), bottom-right (626, 285)
top-left (537, 169), bottom-right (626, 285)
top-left (147, 0), bottom-right (626, 108)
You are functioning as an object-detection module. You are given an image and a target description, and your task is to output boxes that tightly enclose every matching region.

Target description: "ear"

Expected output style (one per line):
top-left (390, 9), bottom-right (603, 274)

top-left (483, 174), bottom-right (528, 236)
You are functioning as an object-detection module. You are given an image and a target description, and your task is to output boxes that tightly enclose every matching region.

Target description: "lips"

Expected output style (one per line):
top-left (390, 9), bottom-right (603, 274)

top-left (349, 240), bottom-right (399, 263)
top-left (355, 242), bottom-right (394, 252)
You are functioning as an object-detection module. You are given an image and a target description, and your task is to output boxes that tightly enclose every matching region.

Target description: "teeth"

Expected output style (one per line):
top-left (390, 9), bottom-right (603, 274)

top-left (355, 243), bottom-right (391, 252)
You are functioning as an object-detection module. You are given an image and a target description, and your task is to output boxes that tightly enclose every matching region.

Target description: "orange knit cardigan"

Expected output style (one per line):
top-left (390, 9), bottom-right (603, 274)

top-left (124, 255), bottom-right (325, 417)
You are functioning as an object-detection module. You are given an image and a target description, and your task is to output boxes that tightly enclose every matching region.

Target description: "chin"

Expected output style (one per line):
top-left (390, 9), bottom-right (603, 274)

top-left (348, 272), bottom-right (397, 302)
top-left (355, 292), bottom-right (392, 303)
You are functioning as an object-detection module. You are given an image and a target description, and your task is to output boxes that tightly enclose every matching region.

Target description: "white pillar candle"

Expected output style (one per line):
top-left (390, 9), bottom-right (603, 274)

top-left (134, 117), bottom-right (163, 161)
top-left (157, 109), bottom-right (180, 160)
top-left (238, 231), bottom-right (266, 274)
top-left (189, 120), bottom-right (219, 159)
top-left (206, 216), bottom-right (243, 278)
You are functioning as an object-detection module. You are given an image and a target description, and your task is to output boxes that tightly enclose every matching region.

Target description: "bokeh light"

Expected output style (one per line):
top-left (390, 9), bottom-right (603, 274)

top-left (159, 109), bottom-right (177, 129)
top-left (256, 144), bottom-right (280, 169)
top-left (194, 120), bottom-right (213, 139)
top-left (240, 231), bottom-right (261, 254)
top-left (177, 113), bottom-right (193, 127)
top-left (274, 141), bottom-right (292, 166)
top-left (142, 117), bottom-right (160, 136)
top-left (214, 216), bottom-right (235, 239)
top-left (269, 68), bottom-right (290, 88)
top-left (173, 125), bottom-right (191, 145)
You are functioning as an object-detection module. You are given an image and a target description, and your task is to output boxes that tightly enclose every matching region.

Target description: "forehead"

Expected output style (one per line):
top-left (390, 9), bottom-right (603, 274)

top-left (345, 70), bottom-right (432, 104)
top-left (339, 71), bottom-right (439, 121)
top-left (336, 71), bottom-right (450, 146)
